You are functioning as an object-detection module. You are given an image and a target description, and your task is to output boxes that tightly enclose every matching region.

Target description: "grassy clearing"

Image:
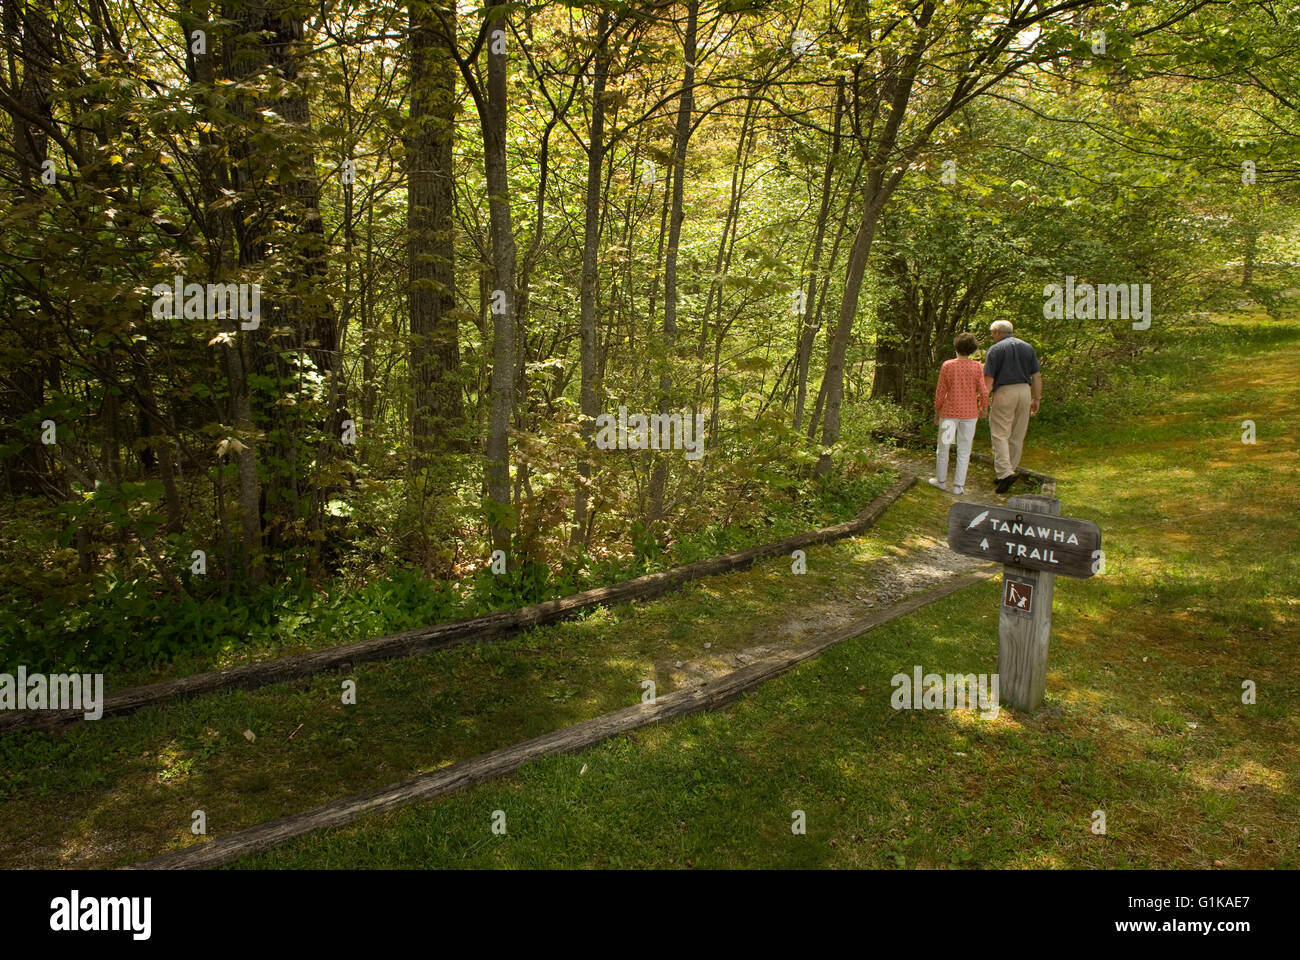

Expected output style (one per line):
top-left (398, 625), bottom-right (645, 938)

top-left (235, 312), bottom-right (1299, 869)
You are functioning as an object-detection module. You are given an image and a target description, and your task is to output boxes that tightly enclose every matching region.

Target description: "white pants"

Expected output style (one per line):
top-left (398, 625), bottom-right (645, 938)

top-left (936, 417), bottom-right (977, 488)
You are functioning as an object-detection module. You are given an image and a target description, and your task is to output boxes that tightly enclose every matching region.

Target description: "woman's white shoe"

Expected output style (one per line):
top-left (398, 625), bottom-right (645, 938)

top-left (927, 477), bottom-right (947, 491)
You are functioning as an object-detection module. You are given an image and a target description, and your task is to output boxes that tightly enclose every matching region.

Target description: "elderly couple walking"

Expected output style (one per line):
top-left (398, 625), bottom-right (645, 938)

top-left (927, 320), bottom-right (1041, 497)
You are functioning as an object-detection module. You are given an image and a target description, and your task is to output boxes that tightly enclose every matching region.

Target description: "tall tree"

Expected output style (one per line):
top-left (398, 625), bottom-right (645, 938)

top-left (573, 9), bottom-right (613, 547)
top-left (409, 1), bottom-right (464, 463)
top-left (0, 0), bottom-right (56, 497)
top-left (648, 0), bottom-right (698, 527)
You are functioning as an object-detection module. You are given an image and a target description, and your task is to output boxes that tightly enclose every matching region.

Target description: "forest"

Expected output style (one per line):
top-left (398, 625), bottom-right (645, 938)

top-left (1, 0), bottom-right (1297, 674)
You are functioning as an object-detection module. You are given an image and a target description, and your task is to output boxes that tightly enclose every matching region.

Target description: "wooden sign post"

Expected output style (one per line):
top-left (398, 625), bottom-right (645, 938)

top-left (947, 495), bottom-right (1102, 712)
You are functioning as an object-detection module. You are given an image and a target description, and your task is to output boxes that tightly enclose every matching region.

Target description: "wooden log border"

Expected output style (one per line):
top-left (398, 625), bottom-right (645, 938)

top-left (870, 430), bottom-right (1057, 485)
top-left (3, 474), bottom-right (917, 736)
top-left (128, 564), bottom-right (996, 870)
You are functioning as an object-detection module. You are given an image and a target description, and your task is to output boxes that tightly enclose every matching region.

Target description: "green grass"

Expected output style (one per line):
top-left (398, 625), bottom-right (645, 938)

top-left (236, 311), bottom-right (1300, 869)
top-left (3, 310), bottom-right (1296, 869)
top-left (0, 470), bottom-right (904, 867)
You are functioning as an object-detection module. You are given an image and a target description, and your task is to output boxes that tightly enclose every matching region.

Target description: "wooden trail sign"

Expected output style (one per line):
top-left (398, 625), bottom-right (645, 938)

top-left (947, 501), bottom-right (1101, 579)
top-left (947, 495), bottom-right (1103, 711)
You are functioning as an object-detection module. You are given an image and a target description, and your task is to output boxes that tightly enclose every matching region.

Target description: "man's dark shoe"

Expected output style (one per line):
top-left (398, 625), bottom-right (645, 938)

top-left (995, 474), bottom-right (1017, 494)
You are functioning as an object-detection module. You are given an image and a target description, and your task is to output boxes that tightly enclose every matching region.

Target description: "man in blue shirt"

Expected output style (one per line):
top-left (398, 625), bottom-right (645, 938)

top-left (982, 320), bottom-right (1042, 494)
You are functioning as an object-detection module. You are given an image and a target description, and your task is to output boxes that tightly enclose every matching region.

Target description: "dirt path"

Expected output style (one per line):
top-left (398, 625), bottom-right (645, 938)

top-left (672, 532), bottom-right (988, 684)
top-left (666, 437), bottom-right (1044, 685)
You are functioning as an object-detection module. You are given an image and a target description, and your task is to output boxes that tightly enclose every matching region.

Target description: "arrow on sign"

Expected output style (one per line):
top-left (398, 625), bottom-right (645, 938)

top-left (948, 502), bottom-right (1103, 580)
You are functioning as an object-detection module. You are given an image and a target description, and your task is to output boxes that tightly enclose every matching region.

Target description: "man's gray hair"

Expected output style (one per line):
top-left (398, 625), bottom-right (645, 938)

top-left (990, 320), bottom-right (1014, 337)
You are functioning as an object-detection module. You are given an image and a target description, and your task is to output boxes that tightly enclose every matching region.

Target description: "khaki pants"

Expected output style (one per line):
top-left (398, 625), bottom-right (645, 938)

top-left (989, 382), bottom-right (1032, 479)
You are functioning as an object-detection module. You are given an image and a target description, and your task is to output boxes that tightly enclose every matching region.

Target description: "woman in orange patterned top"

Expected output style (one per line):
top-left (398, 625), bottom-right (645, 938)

top-left (928, 332), bottom-right (989, 496)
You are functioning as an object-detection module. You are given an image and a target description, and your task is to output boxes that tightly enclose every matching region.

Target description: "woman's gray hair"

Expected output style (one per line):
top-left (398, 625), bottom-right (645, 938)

top-left (989, 319), bottom-right (1014, 337)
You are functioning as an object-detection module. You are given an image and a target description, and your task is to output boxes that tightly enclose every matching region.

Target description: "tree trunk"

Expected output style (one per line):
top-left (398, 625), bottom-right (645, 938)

top-left (1, 0), bottom-right (57, 495)
top-left (814, 192), bottom-right (880, 476)
top-left (793, 81), bottom-right (844, 431)
top-left (482, 0), bottom-right (518, 553)
top-left (409, 2), bottom-right (463, 462)
top-left (266, 12), bottom-right (340, 543)
top-left (361, 201), bottom-right (377, 430)
top-left (572, 11), bottom-right (610, 548)
top-left (870, 254), bottom-right (910, 404)
top-left (649, 0), bottom-right (697, 528)
top-left (218, 0), bottom-right (270, 586)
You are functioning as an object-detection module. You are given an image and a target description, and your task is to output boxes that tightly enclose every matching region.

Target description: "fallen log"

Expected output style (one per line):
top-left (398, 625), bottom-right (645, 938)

top-left (128, 564), bottom-right (995, 870)
top-left (3, 474), bottom-right (916, 735)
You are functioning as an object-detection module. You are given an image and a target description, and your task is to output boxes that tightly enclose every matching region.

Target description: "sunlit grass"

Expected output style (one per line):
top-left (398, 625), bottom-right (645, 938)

top-left (237, 311), bottom-right (1299, 869)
